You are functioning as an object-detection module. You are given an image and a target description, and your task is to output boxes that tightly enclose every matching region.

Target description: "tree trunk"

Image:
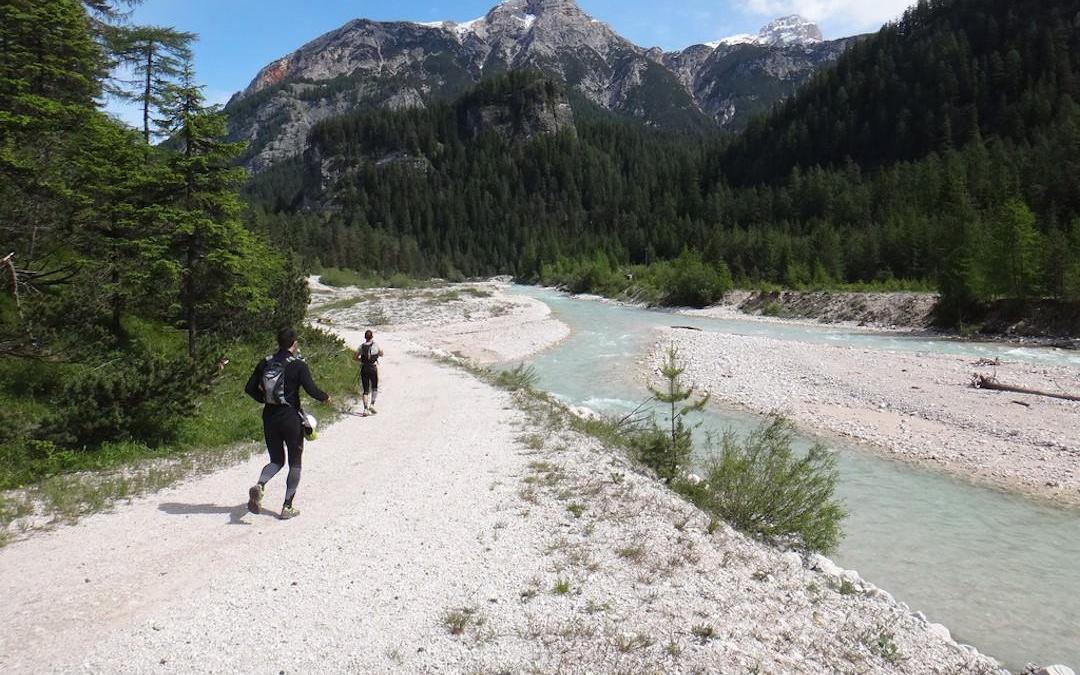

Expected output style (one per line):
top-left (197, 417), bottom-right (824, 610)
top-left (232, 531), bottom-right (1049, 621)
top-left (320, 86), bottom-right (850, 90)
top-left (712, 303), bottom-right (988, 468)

top-left (143, 44), bottom-right (153, 144)
top-left (972, 374), bottom-right (1080, 402)
top-left (110, 248), bottom-right (123, 336)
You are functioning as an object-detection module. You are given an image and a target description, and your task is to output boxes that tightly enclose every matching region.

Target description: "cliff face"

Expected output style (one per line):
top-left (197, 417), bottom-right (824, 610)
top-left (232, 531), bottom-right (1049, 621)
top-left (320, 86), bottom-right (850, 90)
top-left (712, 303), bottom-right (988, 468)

top-left (226, 2), bottom-right (856, 171)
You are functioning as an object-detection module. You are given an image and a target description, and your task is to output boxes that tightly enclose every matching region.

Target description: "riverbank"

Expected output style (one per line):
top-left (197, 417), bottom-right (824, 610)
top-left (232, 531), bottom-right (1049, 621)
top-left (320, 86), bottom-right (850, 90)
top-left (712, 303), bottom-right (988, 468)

top-left (704, 289), bottom-right (938, 330)
top-left (689, 289), bottom-right (1080, 345)
top-left (0, 282), bottom-right (1005, 673)
top-left (652, 325), bottom-right (1080, 508)
top-left (309, 278), bottom-right (570, 364)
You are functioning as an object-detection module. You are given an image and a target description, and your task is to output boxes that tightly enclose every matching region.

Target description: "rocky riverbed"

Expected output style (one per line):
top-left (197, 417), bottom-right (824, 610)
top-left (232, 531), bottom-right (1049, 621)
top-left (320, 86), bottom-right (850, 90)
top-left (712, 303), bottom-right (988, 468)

top-left (652, 327), bottom-right (1080, 507)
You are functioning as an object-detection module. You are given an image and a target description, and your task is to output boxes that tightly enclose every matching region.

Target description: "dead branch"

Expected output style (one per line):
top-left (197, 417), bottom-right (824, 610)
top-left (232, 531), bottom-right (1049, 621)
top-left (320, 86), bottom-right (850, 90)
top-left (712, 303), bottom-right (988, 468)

top-left (971, 374), bottom-right (1080, 402)
top-left (614, 396), bottom-right (656, 431)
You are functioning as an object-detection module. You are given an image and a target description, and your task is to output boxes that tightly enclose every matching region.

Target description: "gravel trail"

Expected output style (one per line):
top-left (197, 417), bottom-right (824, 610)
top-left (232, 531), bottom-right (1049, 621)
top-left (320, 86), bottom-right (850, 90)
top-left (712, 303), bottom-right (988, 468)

top-left (4, 331), bottom-right (538, 673)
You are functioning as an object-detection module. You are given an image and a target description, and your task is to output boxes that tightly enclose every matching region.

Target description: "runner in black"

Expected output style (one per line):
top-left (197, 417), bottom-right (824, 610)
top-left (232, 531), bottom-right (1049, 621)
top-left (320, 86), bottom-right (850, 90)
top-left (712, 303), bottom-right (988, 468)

top-left (244, 327), bottom-right (331, 519)
top-left (354, 329), bottom-right (384, 416)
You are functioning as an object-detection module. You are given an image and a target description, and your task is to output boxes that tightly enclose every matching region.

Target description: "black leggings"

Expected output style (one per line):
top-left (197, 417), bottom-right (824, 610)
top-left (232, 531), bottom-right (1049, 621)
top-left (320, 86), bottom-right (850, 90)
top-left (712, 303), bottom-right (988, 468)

top-left (361, 365), bottom-right (379, 396)
top-left (264, 408), bottom-right (304, 468)
top-left (258, 408), bottom-right (304, 504)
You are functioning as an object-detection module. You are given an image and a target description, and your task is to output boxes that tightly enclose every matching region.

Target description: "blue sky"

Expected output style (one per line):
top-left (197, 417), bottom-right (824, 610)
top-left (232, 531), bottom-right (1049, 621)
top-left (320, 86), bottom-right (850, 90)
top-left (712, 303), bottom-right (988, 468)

top-left (105, 0), bottom-right (914, 125)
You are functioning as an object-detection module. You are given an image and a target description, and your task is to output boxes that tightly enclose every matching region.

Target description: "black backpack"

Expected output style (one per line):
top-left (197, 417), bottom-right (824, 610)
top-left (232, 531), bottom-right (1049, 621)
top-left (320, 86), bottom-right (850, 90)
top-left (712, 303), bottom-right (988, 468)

top-left (359, 342), bottom-right (379, 365)
top-left (261, 354), bottom-right (297, 405)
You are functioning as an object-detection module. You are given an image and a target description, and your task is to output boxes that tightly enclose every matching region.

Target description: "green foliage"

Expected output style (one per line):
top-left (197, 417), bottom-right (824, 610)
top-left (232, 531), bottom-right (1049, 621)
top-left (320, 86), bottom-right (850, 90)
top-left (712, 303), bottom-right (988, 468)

top-left (539, 251), bottom-right (732, 308)
top-left (318, 267), bottom-right (373, 288)
top-left (105, 24), bottom-right (196, 143)
top-left (656, 249), bottom-right (733, 308)
top-left (40, 351), bottom-right (203, 448)
top-left (0, 325), bottom-right (356, 490)
top-left (679, 416), bottom-right (846, 554)
top-left (641, 345), bottom-right (709, 480)
top-left (0, 1), bottom-right (318, 490)
top-left (317, 267), bottom-right (427, 290)
top-left (868, 631), bottom-right (905, 665)
top-left (494, 363), bottom-right (538, 391)
top-left (989, 199), bottom-right (1041, 300)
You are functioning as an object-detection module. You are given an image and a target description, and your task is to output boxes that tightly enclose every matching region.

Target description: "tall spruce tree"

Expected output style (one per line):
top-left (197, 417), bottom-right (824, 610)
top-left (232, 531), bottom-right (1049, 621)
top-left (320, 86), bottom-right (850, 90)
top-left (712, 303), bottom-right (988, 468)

top-left (155, 62), bottom-right (270, 356)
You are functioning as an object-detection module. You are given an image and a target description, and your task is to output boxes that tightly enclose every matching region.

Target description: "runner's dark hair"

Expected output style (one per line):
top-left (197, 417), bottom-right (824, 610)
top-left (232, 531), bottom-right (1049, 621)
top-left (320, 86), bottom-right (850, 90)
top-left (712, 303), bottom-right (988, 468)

top-left (278, 327), bottom-right (298, 351)
top-left (365, 330), bottom-right (373, 341)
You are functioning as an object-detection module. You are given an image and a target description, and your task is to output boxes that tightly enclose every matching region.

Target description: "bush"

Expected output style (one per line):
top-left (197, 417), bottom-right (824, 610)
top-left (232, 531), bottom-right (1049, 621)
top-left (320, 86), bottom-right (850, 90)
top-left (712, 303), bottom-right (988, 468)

top-left (679, 416), bottom-right (845, 554)
top-left (494, 363), bottom-right (538, 391)
top-left (629, 426), bottom-right (681, 480)
top-left (39, 351), bottom-right (208, 449)
top-left (318, 267), bottom-right (371, 288)
top-left (657, 249), bottom-right (732, 308)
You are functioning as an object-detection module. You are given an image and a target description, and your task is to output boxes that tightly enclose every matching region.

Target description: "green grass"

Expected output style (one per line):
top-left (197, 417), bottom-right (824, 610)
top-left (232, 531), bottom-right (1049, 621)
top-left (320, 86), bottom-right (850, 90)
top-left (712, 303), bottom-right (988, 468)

top-left (317, 267), bottom-right (435, 290)
top-left (443, 607), bottom-right (482, 636)
top-left (311, 296), bottom-right (368, 313)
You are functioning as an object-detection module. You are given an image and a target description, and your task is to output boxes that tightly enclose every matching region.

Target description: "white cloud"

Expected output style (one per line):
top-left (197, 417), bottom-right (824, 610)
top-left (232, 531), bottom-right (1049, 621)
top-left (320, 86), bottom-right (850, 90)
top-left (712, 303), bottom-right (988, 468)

top-left (743, 0), bottom-right (913, 32)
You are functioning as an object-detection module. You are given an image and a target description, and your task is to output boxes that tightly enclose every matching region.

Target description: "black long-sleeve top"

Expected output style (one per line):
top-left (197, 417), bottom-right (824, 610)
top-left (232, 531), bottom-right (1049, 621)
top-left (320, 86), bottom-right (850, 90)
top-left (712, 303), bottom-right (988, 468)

top-left (245, 350), bottom-right (329, 412)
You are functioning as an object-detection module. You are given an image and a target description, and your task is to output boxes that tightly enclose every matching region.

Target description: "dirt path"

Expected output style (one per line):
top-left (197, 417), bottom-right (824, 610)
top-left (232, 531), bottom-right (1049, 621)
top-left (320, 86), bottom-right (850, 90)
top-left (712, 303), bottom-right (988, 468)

top-left (2, 332), bottom-right (534, 673)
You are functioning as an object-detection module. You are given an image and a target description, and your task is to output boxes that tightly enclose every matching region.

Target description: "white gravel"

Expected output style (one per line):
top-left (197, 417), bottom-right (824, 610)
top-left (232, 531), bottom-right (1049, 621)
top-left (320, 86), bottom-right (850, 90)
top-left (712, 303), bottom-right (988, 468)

top-left (653, 328), bottom-right (1080, 507)
top-left (0, 284), bottom-right (1005, 673)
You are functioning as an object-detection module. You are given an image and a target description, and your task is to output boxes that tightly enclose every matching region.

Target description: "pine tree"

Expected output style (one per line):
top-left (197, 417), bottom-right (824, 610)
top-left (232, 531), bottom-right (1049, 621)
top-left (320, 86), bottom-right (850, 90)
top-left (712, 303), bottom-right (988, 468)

top-left (155, 61), bottom-right (269, 356)
top-left (645, 345), bottom-right (709, 481)
top-left (1, 0), bottom-right (103, 352)
top-left (991, 199), bottom-right (1041, 300)
top-left (109, 25), bottom-right (196, 143)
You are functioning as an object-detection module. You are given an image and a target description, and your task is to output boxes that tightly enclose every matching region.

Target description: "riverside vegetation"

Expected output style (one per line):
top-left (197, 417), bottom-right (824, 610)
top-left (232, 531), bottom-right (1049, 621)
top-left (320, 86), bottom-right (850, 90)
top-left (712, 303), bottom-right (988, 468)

top-left (483, 348), bottom-right (845, 556)
top-left (0, 1), bottom-right (357, 527)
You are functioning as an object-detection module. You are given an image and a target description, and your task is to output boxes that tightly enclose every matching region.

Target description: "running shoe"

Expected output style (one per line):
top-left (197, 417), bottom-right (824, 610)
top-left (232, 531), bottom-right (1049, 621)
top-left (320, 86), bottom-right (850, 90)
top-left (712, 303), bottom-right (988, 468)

top-left (280, 505), bottom-right (301, 520)
top-left (247, 484), bottom-right (264, 514)
top-left (368, 406), bottom-right (378, 415)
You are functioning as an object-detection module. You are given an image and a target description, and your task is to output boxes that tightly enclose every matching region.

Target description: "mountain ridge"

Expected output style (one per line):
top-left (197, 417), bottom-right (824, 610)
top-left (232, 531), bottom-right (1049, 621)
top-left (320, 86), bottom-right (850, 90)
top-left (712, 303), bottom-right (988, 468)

top-left (227, 0), bottom-right (857, 171)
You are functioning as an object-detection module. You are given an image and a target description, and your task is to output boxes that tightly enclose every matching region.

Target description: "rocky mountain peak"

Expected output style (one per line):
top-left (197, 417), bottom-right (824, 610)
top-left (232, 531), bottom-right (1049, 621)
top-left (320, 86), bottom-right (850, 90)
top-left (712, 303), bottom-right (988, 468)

top-left (757, 15), bottom-right (823, 47)
top-left (705, 15), bottom-right (824, 49)
top-left (228, 1), bottom-right (855, 171)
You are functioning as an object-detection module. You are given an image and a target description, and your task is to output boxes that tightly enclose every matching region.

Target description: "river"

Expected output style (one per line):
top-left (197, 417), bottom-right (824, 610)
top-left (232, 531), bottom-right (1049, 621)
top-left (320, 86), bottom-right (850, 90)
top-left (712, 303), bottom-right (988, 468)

top-left (508, 286), bottom-right (1080, 671)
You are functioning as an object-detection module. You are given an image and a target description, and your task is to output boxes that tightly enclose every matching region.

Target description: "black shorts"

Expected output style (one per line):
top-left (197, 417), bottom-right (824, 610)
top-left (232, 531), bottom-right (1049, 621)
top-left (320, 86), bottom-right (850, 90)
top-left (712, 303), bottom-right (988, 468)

top-left (361, 365), bottom-right (379, 394)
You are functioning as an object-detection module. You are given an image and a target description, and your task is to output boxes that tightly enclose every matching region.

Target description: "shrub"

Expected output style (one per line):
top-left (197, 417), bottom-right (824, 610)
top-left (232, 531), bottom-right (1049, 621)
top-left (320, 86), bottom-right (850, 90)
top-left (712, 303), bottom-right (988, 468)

top-left (629, 426), bottom-right (680, 481)
top-left (680, 416), bottom-right (845, 554)
top-left (657, 249), bottom-right (732, 308)
top-left (494, 363), bottom-right (538, 391)
top-left (318, 267), bottom-right (371, 288)
top-left (39, 351), bottom-right (208, 449)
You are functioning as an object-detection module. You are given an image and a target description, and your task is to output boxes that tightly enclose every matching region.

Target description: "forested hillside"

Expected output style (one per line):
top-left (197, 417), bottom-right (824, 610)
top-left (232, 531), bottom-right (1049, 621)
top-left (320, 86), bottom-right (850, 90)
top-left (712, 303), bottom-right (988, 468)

top-left (246, 0), bottom-right (1080, 323)
top-left (0, 0), bottom-right (349, 488)
top-left (721, 0), bottom-right (1080, 319)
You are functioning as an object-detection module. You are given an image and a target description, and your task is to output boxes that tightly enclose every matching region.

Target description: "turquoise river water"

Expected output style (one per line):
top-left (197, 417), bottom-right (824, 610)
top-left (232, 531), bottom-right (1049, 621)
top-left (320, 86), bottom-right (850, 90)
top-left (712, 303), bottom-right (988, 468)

top-left (508, 286), bottom-right (1080, 671)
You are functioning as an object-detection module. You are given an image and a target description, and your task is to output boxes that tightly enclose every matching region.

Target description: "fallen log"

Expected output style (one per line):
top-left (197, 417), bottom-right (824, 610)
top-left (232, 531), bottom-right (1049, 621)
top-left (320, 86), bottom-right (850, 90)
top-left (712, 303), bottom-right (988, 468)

top-left (971, 374), bottom-right (1080, 402)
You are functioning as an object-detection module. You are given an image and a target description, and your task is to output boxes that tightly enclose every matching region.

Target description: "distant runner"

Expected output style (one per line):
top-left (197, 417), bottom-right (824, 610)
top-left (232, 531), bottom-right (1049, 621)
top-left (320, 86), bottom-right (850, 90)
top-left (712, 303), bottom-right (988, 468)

top-left (355, 329), bottom-right (383, 416)
top-left (244, 327), bottom-right (331, 519)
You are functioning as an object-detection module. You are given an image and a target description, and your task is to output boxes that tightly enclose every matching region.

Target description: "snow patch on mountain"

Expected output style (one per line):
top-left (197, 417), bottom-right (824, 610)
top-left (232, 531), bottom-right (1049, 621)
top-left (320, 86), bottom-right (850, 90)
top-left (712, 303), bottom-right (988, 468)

top-left (702, 15), bottom-right (823, 50)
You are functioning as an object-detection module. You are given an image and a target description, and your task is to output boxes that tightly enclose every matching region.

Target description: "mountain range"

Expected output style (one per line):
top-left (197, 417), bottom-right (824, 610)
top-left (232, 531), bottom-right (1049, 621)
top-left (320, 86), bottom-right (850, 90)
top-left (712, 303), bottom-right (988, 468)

top-left (225, 0), bottom-right (857, 171)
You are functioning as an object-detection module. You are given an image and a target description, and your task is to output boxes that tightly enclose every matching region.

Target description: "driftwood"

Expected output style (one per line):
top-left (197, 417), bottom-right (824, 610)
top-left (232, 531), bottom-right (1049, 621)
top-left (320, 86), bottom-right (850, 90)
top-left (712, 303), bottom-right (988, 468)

top-left (671, 325), bottom-right (703, 332)
top-left (972, 374), bottom-right (1080, 402)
